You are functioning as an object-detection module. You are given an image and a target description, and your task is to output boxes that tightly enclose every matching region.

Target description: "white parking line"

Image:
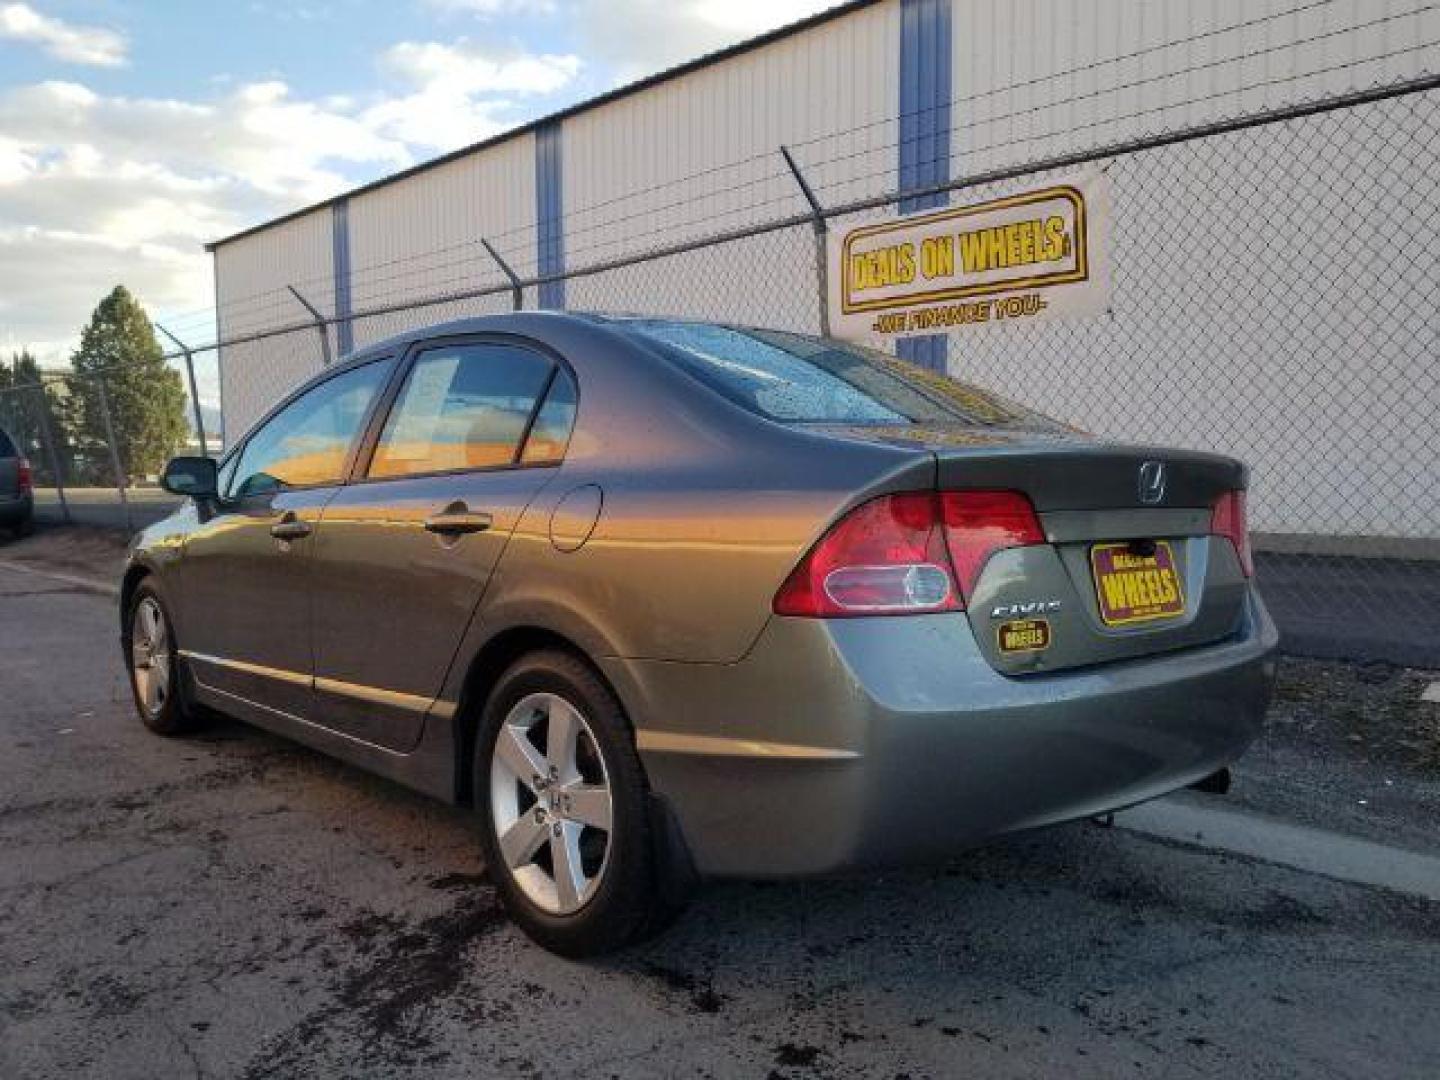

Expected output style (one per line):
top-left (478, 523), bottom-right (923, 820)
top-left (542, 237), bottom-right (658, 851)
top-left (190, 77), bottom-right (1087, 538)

top-left (0, 561), bottom-right (119, 597)
top-left (1117, 797), bottom-right (1440, 902)
top-left (1421, 681), bottom-right (1440, 704)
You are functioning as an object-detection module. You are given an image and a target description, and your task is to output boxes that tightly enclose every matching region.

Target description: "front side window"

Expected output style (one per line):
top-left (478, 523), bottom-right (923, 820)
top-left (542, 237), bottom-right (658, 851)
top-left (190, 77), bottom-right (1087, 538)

top-left (232, 361), bottom-right (389, 497)
top-left (369, 343), bottom-right (555, 479)
top-left (216, 451), bottom-right (239, 497)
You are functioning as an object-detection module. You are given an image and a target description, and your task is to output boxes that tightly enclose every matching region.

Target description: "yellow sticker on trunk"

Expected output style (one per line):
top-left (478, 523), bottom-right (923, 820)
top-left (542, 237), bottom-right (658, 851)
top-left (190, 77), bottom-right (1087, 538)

top-left (998, 618), bottom-right (1051, 654)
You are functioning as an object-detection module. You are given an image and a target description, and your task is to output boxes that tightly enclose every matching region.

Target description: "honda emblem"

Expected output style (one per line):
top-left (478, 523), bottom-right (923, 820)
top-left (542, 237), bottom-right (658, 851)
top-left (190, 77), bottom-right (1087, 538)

top-left (1138, 461), bottom-right (1167, 505)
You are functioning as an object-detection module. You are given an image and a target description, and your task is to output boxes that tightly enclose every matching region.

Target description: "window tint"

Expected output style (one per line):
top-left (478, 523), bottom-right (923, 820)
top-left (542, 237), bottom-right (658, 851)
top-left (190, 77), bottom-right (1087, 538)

top-left (233, 361), bottom-right (388, 496)
top-left (369, 343), bottom-right (554, 479)
top-left (520, 369), bottom-right (577, 465)
top-left (625, 320), bottom-right (1061, 430)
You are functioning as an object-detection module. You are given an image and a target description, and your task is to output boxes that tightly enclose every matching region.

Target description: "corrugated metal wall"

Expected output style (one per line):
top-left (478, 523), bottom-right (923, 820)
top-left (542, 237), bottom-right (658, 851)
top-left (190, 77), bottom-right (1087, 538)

top-left (215, 208), bottom-right (333, 441)
top-left (209, 0), bottom-right (1440, 539)
top-left (949, 0), bottom-right (1440, 171)
top-left (346, 134), bottom-right (535, 347)
top-left (560, 0), bottom-right (900, 328)
top-left (937, 0), bottom-right (1440, 539)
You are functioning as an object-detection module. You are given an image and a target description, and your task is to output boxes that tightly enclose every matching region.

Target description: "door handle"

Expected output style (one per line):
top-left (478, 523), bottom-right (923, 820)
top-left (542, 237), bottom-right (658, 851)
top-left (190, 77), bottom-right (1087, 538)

top-left (270, 516), bottom-right (312, 541)
top-left (424, 506), bottom-right (493, 536)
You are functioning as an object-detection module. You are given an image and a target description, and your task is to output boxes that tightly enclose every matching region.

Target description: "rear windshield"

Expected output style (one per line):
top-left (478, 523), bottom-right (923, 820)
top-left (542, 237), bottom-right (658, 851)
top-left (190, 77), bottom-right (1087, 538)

top-left (622, 320), bottom-right (1059, 429)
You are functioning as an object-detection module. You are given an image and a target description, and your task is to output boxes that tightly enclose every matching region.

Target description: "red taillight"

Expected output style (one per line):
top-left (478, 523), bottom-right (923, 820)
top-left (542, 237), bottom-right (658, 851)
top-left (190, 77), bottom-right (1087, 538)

top-left (773, 489), bottom-right (1044, 617)
top-left (939, 490), bottom-right (1046, 598)
top-left (16, 457), bottom-right (31, 495)
top-left (1211, 490), bottom-right (1253, 577)
top-left (773, 492), bottom-right (958, 617)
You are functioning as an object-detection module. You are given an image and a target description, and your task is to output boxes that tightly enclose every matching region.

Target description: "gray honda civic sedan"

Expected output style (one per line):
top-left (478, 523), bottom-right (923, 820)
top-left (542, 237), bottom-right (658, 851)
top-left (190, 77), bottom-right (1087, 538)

top-left (123, 312), bottom-right (1277, 955)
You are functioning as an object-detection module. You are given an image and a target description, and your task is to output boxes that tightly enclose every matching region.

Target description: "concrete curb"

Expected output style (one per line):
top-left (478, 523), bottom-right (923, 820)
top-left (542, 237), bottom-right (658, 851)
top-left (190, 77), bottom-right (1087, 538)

top-left (1118, 797), bottom-right (1440, 902)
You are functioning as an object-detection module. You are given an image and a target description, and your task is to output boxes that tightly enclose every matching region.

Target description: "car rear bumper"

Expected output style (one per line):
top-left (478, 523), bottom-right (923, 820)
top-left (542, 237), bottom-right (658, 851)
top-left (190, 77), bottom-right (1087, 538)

top-left (0, 492), bottom-right (33, 525)
top-left (606, 591), bottom-right (1278, 877)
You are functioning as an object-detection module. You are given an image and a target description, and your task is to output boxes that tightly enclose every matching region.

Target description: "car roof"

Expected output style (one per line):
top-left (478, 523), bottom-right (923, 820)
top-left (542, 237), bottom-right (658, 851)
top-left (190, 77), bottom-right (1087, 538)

top-left (340, 311), bottom-right (592, 367)
top-left (340, 311), bottom-right (791, 367)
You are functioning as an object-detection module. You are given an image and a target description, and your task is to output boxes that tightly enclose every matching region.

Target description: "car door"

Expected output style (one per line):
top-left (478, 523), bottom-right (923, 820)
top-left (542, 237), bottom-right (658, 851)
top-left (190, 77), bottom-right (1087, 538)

top-left (307, 337), bottom-right (578, 750)
top-left (178, 359), bottom-right (393, 719)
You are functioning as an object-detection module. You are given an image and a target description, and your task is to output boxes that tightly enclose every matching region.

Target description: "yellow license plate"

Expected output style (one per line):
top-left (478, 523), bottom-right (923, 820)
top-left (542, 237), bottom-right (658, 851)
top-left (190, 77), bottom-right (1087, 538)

top-left (1091, 541), bottom-right (1186, 627)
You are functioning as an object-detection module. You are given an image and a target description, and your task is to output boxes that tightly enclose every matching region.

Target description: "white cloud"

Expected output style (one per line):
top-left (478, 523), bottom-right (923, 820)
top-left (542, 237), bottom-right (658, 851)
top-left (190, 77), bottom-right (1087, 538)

top-left (0, 0), bottom-right (848, 365)
top-left (0, 33), bottom-right (585, 362)
top-left (689, 0), bottom-right (839, 34)
top-left (0, 2), bottom-right (126, 67)
top-left (381, 40), bottom-right (580, 96)
top-left (368, 40), bottom-right (581, 147)
top-left (576, 0), bottom-right (839, 76)
top-left (420, 0), bottom-right (555, 15)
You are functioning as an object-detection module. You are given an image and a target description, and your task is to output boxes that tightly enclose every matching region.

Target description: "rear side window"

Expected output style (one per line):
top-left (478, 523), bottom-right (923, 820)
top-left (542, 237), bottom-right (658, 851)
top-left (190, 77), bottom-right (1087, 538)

top-left (520, 370), bottom-right (577, 465)
top-left (625, 320), bottom-right (1060, 429)
top-left (233, 361), bottom-right (389, 496)
top-left (0, 429), bottom-right (15, 457)
top-left (369, 343), bottom-right (555, 479)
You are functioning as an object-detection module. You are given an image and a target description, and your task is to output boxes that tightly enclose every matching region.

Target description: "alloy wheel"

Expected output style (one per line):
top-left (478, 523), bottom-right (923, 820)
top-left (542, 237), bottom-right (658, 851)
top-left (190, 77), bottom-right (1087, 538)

top-left (489, 692), bottom-right (613, 915)
top-left (130, 597), bottom-right (172, 718)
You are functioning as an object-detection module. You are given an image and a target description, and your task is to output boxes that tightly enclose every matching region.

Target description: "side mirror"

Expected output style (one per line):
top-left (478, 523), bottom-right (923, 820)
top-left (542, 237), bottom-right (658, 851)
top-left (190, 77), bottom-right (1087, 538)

top-left (160, 456), bottom-right (219, 500)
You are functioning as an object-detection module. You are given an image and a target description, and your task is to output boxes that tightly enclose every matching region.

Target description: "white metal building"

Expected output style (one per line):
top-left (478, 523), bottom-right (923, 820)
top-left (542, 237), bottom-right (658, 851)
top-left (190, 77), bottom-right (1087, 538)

top-left (208, 0), bottom-right (1440, 545)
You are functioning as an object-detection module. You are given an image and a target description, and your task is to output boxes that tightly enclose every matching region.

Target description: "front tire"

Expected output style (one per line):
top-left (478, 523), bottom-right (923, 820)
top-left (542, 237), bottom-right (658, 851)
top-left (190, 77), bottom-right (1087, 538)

top-left (475, 650), bottom-right (666, 957)
top-left (124, 582), bottom-right (201, 735)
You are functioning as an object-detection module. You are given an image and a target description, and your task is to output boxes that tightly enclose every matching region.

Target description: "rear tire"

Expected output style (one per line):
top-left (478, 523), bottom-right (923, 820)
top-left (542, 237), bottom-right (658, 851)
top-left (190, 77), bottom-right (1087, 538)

top-left (474, 649), bottom-right (675, 957)
top-left (124, 581), bottom-right (202, 736)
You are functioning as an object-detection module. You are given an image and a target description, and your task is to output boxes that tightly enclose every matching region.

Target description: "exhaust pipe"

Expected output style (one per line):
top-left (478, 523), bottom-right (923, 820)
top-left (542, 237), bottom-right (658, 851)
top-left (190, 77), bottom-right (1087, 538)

top-left (1091, 768), bottom-right (1233, 829)
top-left (1189, 767), bottom-right (1232, 795)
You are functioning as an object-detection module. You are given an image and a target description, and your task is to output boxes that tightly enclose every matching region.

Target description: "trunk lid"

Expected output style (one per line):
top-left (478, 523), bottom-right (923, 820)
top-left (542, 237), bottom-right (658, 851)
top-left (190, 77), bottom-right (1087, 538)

top-left (812, 425), bottom-right (1251, 674)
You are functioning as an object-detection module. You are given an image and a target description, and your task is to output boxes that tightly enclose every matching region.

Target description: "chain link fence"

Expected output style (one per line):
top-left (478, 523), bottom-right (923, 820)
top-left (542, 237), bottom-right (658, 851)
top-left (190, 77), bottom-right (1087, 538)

top-left (0, 361), bottom-right (214, 532)
top-left (540, 80), bottom-right (1440, 669)
top-left (13, 74), bottom-right (1435, 663)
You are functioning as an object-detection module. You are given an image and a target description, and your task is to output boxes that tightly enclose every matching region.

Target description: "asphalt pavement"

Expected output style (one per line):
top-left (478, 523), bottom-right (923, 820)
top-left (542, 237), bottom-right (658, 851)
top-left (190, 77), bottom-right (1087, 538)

top-left (1256, 552), bottom-right (1440, 667)
top-left (1, 562), bottom-right (1438, 1079)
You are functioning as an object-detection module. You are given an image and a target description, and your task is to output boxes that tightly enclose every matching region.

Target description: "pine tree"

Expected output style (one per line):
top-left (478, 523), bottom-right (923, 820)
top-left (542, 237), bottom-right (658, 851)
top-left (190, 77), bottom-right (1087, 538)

top-left (69, 286), bottom-right (188, 482)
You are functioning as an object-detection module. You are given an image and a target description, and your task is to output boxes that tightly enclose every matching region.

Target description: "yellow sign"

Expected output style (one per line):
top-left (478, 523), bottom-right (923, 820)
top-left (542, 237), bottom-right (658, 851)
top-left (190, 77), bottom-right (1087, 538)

top-left (998, 618), bottom-right (1052, 654)
top-left (829, 171), bottom-right (1110, 341)
top-left (1090, 541), bottom-right (1187, 627)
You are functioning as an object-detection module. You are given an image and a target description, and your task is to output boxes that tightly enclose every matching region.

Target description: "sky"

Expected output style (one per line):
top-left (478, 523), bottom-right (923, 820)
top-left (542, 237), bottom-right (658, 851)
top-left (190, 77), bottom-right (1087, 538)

top-left (0, 0), bottom-right (840, 369)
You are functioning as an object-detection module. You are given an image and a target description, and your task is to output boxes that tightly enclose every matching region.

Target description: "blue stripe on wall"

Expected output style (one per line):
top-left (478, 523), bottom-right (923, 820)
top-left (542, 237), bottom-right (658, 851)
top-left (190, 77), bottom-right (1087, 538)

top-left (535, 121), bottom-right (565, 310)
top-left (332, 199), bottom-right (353, 356)
top-left (898, 0), bottom-right (953, 371)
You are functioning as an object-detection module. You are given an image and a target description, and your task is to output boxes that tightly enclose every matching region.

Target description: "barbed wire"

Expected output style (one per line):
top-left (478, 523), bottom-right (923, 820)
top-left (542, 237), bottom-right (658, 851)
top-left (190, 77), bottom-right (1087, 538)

top-left (140, 69), bottom-right (1438, 368)
top-left (156, 0), bottom-right (1433, 333)
top-left (223, 47), bottom-right (1440, 333)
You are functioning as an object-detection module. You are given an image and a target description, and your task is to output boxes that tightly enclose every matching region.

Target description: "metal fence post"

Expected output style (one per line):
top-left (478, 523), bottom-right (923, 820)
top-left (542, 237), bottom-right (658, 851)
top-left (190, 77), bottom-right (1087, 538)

top-left (94, 377), bottom-right (132, 533)
top-left (287, 285), bottom-right (334, 368)
top-left (781, 145), bottom-right (832, 337)
top-left (33, 384), bottom-right (70, 525)
top-left (481, 239), bottom-right (524, 311)
top-left (156, 324), bottom-right (209, 457)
